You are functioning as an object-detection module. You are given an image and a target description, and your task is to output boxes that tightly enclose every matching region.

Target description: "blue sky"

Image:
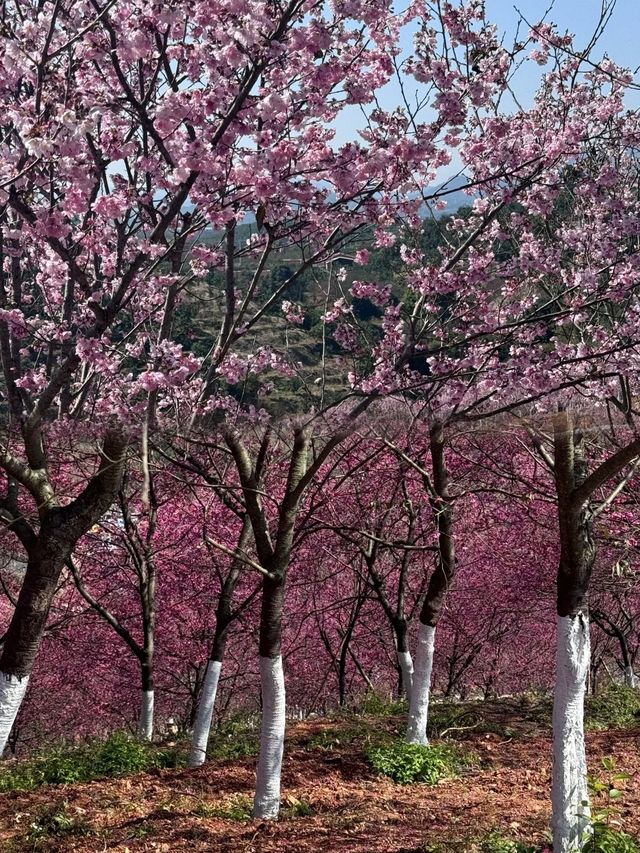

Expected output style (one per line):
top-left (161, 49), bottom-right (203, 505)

top-left (488, 0), bottom-right (638, 62)
top-left (331, 0), bottom-right (639, 167)
top-left (486, 0), bottom-right (639, 103)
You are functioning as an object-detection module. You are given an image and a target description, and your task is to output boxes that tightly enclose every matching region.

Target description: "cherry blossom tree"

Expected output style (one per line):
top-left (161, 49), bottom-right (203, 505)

top-left (0, 0), bottom-right (518, 765)
top-left (331, 31), bottom-right (640, 847)
top-left (3, 5), bottom-right (640, 848)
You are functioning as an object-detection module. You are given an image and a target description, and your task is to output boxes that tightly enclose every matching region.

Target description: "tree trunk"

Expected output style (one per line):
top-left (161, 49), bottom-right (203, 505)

top-left (395, 622), bottom-right (413, 705)
top-left (337, 618), bottom-right (359, 708)
top-left (188, 659), bottom-right (223, 768)
top-left (614, 628), bottom-right (636, 688)
top-left (338, 643), bottom-right (348, 707)
top-left (406, 422), bottom-right (454, 746)
top-left (0, 432), bottom-right (127, 756)
top-left (0, 674), bottom-right (29, 754)
top-left (551, 413), bottom-right (595, 852)
top-left (254, 655), bottom-right (286, 818)
top-left (624, 665), bottom-right (637, 689)
top-left (0, 537), bottom-right (68, 754)
top-left (552, 614), bottom-right (591, 852)
top-left (187, 621), bottom-right (229, 768)
top-left (253, 575), bottom-right (286, 820)
top-left (406, 622), bottom-right (436, 744)
top-left (592, 609), bottom-right (637, 690)
top-left (138, 659), bottom-right (154, 741)
top-left (224, 424), bottom-right (309, 820)
top-left (188, 519), bottom-right (251, 768)
top-left (589, 659), bottom-right (600, 696)
top-left (396, 651), bottom-right (414, 704)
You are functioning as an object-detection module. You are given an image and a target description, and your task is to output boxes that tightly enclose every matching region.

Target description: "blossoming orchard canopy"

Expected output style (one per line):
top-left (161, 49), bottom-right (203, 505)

top-left (0, 1), bottom-right (640, 851)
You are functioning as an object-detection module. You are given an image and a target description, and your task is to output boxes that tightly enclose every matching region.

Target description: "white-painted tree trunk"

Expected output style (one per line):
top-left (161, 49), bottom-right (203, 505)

top-left (397, 650), bottom-right (414, 705)
top-left (406, 623), bottom-right (436, 745)
top-left (624, 665), bottom-right (637, 689)
top-left (253, 655), bottom-right (286, 819)
top-left (0, 672), bottom-right (29, 756)
top-left (552, 614), bottom-right (591, 853)
top-left (188, 660), bottom-right (222, 768)
top-left (138, 690), bottom-right (154, 741)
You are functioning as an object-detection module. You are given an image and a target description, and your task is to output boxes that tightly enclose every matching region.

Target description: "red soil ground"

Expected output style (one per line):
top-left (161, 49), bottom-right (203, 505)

top-left (1, 718), bottom-right (638, 852)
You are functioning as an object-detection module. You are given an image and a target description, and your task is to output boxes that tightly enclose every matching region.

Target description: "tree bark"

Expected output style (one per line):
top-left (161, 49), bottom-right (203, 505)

top-left (0, 674), bottom-right (29, 754)
top-left (552, 614), bottom-right (591, 852)
top-left (624, 666), bottom-right (637, 689)
top-left (188, 519), bottom-right (252, 768)
top-left (338, 635), bottom-right (348, 708)
top-left (254, 655), bottom-right (286, 818)
top-left (406, 622), bottom-right (436, 744)
top-left (138, 658), bottom-right (154, 741)
top-left (551, 412), bottom-right (594, 852)
top-left (188, 660), bottom-right (223, 767)
top-left (0, 533), bottom-right (69, 679)
top-left (0, 528), bottom-right (69, 753)
top-left (406, 422), bottom-right (455, 745)
top-left (253, 575), bottom-right (286, 819)
top-left (395, 620), bottom-right (414, 705)
top-left (0, 432), bottom-right (127, 755)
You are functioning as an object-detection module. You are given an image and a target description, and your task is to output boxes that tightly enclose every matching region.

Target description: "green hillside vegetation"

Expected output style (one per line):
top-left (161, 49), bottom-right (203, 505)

top-left (174, 207), bottom-right (475, 414)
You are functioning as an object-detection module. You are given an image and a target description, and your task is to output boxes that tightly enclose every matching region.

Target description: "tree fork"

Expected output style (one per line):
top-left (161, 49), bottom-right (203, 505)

top-left (0, 432), bottom-right (127, 755)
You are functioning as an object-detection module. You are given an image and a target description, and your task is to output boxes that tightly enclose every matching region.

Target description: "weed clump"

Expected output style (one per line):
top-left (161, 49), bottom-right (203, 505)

top-left (366, 740), bottom-right (471, 785)
top-left (585, 685), bottom-right (640, 730)
top-left (0, 731), bottom-right (184, 792)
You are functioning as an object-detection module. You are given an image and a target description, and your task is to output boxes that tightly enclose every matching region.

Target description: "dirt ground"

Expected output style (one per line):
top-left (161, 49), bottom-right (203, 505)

top-left (1, 716), bottom-right (638, 853)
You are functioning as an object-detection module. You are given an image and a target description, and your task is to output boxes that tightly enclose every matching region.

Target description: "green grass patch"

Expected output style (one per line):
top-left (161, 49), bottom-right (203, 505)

top-left (0, 731), bottom-right (186, 792)
top-left (416, 835), bottom-right (549, 853)
top-left (585, 827), bottom-right (640, 853)
top-left (206, 716), bottom-right (259, 761)
top-left (281, 795), bottom-right (313, 818)
top-left (358, 692), bottom-right (407, 717)
top-left (585, 685), bottom-right (640, 731)
top-left (366, 740), bottom-right (473, 785)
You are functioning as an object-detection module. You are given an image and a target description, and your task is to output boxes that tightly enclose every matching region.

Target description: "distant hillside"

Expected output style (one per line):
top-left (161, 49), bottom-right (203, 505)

top-left (178, 205), bottom-right (475, 415)
top-left (425, 173), bottom-right (476, 215)
top-left (194, 175), bottom-right (476, 243)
